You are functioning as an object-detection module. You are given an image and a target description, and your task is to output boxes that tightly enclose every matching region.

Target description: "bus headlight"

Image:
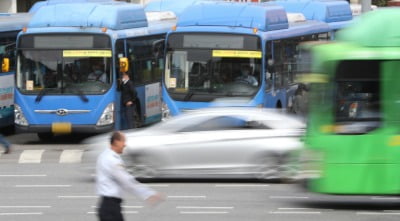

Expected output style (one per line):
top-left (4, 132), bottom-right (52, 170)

top-left (162, 102), bottom-right (170, 120)
top-left (97, 102), bottom-right (114, 126)
top-left (14, 104), bottom-right (29, 126)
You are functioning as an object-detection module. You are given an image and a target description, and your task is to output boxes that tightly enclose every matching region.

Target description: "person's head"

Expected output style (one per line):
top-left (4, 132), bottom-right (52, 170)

top-left (92, 63), bottom-right (103, 74)
top-left (122, 72), bottom-right (130, 81)
top-left (110, 131), bottom-right (126, 154)
top-left (241, 65), bottom-right (251, 77)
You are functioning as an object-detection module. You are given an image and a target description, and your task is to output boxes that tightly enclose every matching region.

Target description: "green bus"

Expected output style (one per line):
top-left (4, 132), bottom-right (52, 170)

top-left (301, 8), bottom-right (400, 195)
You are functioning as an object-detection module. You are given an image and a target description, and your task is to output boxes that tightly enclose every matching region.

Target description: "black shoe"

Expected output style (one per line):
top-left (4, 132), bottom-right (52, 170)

top-left (3, 148), bottom-right (10, 154)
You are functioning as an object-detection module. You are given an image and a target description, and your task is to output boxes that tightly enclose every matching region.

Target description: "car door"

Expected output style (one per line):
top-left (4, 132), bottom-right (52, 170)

top-left (163, 115), bottom-right (260, 174)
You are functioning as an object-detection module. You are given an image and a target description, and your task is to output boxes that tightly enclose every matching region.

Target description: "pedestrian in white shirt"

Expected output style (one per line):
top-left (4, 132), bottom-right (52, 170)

top-left (96, 131), bottom-right (163, 221)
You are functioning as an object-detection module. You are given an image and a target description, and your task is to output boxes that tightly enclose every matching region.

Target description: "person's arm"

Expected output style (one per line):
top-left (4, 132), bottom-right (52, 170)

top-left (111, 162), bottom-right (157, 200)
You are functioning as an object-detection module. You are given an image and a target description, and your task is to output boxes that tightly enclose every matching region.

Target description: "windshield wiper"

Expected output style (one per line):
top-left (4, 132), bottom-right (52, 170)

top-left (35, 89), bottom-right (48, 103)
top-left (78, 90), bottom-right (89, 103)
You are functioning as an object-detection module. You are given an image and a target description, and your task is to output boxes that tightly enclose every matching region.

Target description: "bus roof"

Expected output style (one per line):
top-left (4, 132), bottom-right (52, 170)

top-left (145, 0), bottom-right (224, 16)
top-left (271, 0), bottom-right (352, 23)
top-left (177, 2), bottom-right (289, 31)
top-left (28, 2), bottom-right (148, 30)
top-left (29, 0), bottom-right (114, 13)
top-left (0, 13), bottom-right (32, 32)
top-left (337, 8), bottom-right (400, 47)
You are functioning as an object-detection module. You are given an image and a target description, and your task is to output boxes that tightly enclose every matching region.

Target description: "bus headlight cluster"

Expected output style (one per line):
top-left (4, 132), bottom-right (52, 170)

top-left (14, 104), bottom-right (29, 126)
top-left (97, 102), bottom-right (114, 126)
top-left (161, 101), bottom-right (170, 120)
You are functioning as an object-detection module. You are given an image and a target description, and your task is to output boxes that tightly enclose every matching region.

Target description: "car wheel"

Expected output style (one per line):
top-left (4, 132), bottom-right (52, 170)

top-left (279, 154), bottom-right (300, 183)
top-left (126, 154), bottom-right (158, 179)
top-left (255, 154), bottom-right (280, 182)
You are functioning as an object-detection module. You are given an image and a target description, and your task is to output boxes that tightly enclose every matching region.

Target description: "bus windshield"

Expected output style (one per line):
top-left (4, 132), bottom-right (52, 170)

top-left (16, 34), bottom-right (112, 95)
top-left (165, 33), bottom-right (262, 102)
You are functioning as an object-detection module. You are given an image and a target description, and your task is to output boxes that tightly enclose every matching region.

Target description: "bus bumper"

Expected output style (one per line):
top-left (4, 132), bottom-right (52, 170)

top-left (15, 124), bottom-right (114, 134)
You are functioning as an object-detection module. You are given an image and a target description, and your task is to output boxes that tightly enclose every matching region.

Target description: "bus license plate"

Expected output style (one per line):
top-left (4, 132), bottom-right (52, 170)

top-left (52, 122), bottom-right (72, 134)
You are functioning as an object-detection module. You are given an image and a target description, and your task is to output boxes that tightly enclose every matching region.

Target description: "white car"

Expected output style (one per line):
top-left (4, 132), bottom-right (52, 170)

top-left (83, 108), bottom-right (305, 182)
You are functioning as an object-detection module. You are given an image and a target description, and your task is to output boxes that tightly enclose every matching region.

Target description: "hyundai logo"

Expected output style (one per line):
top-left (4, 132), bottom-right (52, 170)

top-left (56, 109), bottom-right (68, 116)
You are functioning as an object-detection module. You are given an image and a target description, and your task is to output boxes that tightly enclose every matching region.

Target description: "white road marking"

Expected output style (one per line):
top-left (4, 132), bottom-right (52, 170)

top-left (88, 211), bottom-right (139, 214)
top-left (269, 196), bottom-right (309, 199)
top-left (0, 174), bottom-right (47, 177)
top-left (278, 208), bottom-right (315, 210)
top-left (0, 212), bottom-right (43, 216)
top-left (215, 184), bottom-right (269, 187)
top-left (59, 150), bottom-right (83, 163)
top-left (59, 195), bottom-right (98, 199)
top-left (15, 185), bottom-right (71, 188)
top-left (177, 206), bottom-right (234, 209)
top-left (91, 206), bottom-right (143, 209)
top-left (269, 211), bottom-right (321, 214)
top-left (0, 206), bottom-right (51, 208)
top-left (357, 212), bottom-right (400, 215)
top-left (180, 211), bottom-right (229, 214)
top-left (147, 184), bottom-right (170, 187)
top-left (371, 197), bottom-right (400, 200)
top-left (167, 196), bottom-right (206, 199)
top-left (19, 150), bottom-right (44, 163)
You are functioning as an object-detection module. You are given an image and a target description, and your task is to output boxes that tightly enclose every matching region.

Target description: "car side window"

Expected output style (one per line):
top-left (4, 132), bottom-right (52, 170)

top-left (245, 120), bottom-right (272, 129)
top-left (180, 116), bottom-right (247, 132)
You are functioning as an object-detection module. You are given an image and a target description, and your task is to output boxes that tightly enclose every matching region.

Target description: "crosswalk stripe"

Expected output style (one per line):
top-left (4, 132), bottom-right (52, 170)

top-left (59, 150), bottom-right (83, 163)
top-left (19, 150), bottom-right (45, 163)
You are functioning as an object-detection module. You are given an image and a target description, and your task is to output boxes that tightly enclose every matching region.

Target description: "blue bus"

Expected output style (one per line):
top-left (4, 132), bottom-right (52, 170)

top-left (13, 0), bottom-right (176, 139)
top-left (271, 0), bottom-right (353, 39)
top-left (161, 2), bottom-right (337, 116)
top-left (0, 13), bottom-right (32, 129)
top-left (145, 0), bottom-right (224, 16)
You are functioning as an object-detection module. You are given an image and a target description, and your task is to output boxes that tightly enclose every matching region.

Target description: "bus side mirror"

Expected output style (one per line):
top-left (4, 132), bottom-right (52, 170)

top-left (2, 58), bottom-right (9, 73)
top-left (119, 57), bottom-right (129, 73)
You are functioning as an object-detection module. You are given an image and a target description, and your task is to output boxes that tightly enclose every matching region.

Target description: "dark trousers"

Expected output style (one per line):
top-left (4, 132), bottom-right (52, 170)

top-left (0, 134), bottom-right (10, 152)
top-left (122, 105), bottom-right (136, 129)
top-left (98, 196), bottom-right (123, 221)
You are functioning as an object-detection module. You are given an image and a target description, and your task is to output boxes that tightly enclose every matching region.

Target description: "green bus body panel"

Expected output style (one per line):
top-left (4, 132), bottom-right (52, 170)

top-left (311, 164), bottom-right (400, 194)
top-left (304, 8), bottom-right (400, 194)
top-left (337, 8), bottom-right (400, 47)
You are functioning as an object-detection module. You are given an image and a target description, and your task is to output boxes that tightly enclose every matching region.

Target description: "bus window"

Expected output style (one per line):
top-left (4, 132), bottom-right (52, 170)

top-left (334, 60), bottom-right (381, 133)
top-left (165, 33), bottom-right (261, 102)
top-left (125, 35), bottom-right (165, 85)
top-left (0, 31), bottom-right (18, 73)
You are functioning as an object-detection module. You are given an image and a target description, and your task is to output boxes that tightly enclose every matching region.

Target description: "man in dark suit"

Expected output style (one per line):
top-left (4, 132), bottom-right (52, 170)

top-left (121, 72), bottom-right (137, 129)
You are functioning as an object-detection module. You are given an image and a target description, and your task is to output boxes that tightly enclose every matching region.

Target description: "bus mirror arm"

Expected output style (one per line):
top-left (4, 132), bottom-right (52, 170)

top-left (1, 57), bottom-right (9, 73)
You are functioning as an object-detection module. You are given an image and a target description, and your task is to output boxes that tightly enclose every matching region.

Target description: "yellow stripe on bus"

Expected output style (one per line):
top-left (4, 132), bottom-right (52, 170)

top-left (63, 50), bottom-right (112, 57)
top-left (212, 50), bottom-right (262, 58)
